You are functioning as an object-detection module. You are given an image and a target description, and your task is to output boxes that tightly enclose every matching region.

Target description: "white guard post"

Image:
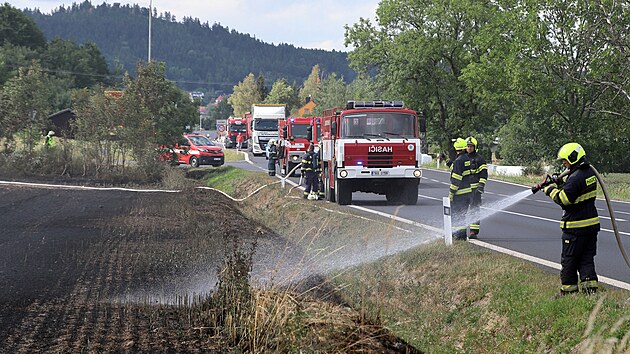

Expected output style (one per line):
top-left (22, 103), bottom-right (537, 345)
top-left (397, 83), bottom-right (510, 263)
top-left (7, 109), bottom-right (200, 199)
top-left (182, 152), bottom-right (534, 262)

top-left (443, 197), bottom-right (452, 245)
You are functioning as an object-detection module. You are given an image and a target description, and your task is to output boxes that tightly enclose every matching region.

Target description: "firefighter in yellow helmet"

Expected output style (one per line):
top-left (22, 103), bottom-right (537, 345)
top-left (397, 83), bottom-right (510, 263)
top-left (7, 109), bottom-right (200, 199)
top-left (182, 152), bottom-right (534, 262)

top-left (448, 138), bottom-right (473, 240)
top-left (301, 143), bottom-right (322, 200)
top-left (466, 136), bottom-right (488, 239)
top-left (537, 142), bottom-right (599, 297)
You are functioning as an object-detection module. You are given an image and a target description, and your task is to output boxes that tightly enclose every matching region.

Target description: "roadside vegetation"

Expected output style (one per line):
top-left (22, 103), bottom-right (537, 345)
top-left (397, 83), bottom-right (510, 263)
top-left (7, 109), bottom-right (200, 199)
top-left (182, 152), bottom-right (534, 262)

top-left (200, 168), bottom-right (630, 353)
top-left (223, 148), bottom-right (245, 162)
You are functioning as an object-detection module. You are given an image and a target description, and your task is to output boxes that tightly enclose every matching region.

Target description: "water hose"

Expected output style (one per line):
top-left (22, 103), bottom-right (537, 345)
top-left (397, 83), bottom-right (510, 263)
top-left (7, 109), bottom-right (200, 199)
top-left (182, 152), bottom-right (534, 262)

top-left (590, 165), bottom-right (630, 269)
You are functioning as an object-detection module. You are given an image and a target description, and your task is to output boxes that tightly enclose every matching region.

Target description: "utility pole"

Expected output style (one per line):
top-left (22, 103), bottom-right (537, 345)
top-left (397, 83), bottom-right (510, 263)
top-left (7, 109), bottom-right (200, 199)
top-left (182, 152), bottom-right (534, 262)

top-left (148, 0), bottom-right (152, 62)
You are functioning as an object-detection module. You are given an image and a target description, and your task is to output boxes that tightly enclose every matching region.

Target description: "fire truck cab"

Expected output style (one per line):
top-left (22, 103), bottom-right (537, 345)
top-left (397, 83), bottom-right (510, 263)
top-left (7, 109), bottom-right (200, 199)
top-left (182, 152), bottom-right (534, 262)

top-left (320, 100), bottom-right (422, 205)
top-left (224, 117), bottom-right (248, 148)
top-left (278, 116), bottom-right (321, 176)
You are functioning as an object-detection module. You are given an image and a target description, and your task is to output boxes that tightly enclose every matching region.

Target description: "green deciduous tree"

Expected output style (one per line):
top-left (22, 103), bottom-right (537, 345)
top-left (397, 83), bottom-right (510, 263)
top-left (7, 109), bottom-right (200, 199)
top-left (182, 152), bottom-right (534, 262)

top-left (314, 73), bottom-right (350, 115)
top-left (461, 0), bottom-right (629, 171)
top-left (264, 79), bottom-right (299, 113)
top-left (41, 38), bottom-right (111, 89)
top-left (0, 61), bottom-right (51, 153)
top-left (345, 0), bottom-right (629, 171)
top-left (72, 61), bottom-right (197, 178)
top-left (229, 73), bottom-right (263, 117)
top-left (345, 0), bottom-right (496, 153)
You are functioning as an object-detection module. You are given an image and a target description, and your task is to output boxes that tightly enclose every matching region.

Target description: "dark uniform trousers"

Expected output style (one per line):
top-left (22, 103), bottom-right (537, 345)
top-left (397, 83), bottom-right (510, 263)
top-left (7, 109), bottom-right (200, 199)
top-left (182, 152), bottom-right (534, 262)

top-left (561, 231), bottom-right (598, 290)
top-left (301, 151), bottom-right (320, 198)
top-left (544, 163), bottom-right (599, 293)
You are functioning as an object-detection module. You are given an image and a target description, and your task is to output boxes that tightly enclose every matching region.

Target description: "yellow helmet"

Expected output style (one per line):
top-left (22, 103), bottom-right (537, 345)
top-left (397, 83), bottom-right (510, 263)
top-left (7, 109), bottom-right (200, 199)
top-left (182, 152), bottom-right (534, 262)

top-left (453, 138), bottom-right (467, 151)
top-left (465, 136), bottom-right (477, 150)
top-left (557, 142), bottom-right (585, 165)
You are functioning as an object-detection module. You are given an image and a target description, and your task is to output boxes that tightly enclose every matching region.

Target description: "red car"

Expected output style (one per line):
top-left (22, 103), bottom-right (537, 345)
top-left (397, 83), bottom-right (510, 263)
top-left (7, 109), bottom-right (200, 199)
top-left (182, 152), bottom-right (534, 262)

top-left (163, 134), bottom-right (224, 167)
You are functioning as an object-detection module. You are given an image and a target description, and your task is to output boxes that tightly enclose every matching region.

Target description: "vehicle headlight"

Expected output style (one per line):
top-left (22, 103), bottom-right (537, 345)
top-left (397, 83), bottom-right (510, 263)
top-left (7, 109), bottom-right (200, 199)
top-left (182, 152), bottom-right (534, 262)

top-left (413, 169), bottom-right (422, 178)
top-left (339, 170), bottom-right (348, 178)
top-left (199, 148), bottom-right (210, 152)
top-left (291, 155), bottom-right (299, 161)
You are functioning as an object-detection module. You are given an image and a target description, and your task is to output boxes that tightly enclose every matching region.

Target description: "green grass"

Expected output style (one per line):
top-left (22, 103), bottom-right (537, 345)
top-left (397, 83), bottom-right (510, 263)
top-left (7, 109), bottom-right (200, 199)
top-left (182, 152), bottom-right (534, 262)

top-left (491, 173), bottom-right (630, 202)
top-left (204, 166), bottom-right (630, 352)
top-left (223, 148), bottom-right (245, 162)
top-left (332, 241), bottom-right (630, 353)
top-left (202, 166), bottom-right (262, 197)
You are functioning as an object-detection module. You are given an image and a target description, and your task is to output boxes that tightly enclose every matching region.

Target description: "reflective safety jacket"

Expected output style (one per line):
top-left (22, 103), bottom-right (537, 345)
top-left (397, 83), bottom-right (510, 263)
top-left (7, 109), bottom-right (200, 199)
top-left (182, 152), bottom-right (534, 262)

top-left (268, 145), bottom-right (278, 160)
top-left (543, 163), bottom-right (600, 235)
top-left (301, 151), bottom-right (321, 173)
top-left (468, 151), bottom-right (488, 193)
top-left (449, 153), bottom-right (472, 199)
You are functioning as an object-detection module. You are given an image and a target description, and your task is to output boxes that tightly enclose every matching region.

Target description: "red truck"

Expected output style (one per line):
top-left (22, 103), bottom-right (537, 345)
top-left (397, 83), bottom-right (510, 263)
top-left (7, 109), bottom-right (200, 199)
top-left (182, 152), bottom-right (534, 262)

top-left (278, 116), bottom-right (321, 176)
top-left (319, 100), bottom-right (422, 205)
top-left (224, 117), bottom-right (249, 149)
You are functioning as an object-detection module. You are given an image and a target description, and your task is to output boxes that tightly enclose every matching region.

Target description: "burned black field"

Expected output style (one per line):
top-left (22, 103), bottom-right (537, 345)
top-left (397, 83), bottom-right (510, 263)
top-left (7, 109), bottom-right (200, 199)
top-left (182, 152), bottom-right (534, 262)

top-left (0, 183), bottom-right (420, 353)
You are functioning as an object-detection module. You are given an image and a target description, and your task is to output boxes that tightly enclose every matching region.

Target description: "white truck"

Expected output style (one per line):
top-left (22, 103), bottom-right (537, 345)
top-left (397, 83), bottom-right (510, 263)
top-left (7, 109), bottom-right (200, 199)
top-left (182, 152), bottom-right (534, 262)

top-left (249, 104), bottom-right (285, 156)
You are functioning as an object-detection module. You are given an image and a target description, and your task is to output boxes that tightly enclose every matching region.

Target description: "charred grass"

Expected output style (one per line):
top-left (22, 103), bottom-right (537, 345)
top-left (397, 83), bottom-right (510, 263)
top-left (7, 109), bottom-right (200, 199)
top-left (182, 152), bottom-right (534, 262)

top-left (1, 166), bottom-right (424, 353)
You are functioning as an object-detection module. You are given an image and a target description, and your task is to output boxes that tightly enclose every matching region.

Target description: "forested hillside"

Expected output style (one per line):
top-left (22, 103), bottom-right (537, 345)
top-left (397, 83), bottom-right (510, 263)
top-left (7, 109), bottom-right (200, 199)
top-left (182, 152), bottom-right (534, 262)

top-left (23, 1), bottom-right (355, 93)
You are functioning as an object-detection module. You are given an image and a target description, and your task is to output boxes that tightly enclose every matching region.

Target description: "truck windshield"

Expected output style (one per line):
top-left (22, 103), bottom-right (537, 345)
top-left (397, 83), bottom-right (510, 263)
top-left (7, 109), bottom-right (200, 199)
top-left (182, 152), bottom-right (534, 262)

top-left (290, 124), bottom-right (310, 139)
top-left (341, 112), bottom-right (416, 139)
top-left (228, 125), bottom-right (247, 132)
top-left (253, 119), bottom-right (278, 131)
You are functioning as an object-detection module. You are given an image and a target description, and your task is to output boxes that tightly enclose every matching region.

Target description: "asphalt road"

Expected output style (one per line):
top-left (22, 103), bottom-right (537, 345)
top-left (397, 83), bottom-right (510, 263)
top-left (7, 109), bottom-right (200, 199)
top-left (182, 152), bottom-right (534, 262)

top-left (237, 151), bottom-right (630, 288)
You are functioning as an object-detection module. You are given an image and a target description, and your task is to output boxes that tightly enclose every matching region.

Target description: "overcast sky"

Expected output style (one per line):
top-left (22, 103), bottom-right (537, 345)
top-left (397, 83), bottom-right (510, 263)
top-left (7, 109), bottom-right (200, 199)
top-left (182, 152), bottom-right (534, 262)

top-left (9, 0), bottom-right (379, 51)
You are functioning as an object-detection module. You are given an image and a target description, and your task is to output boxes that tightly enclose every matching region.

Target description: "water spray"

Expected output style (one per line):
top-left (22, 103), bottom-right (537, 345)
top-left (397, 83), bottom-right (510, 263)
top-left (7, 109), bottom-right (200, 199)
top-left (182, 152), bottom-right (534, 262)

top-left (530, 165), bottom-right (630, 269)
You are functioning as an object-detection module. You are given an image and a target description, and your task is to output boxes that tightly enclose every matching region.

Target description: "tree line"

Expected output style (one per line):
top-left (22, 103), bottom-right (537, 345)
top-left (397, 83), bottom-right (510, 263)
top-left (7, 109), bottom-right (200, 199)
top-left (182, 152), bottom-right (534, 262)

top-left (23, 0), bottom-right (356, 100)
top-left (343, 0), bottom-right (629, 173)
top-left (0, 4), bottom-right (197, 180)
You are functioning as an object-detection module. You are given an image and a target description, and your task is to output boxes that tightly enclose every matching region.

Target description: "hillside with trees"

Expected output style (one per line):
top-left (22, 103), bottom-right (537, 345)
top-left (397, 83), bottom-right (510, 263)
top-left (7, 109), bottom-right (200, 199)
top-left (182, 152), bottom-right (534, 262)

top-left (23, 1), bottom-right (356, 96)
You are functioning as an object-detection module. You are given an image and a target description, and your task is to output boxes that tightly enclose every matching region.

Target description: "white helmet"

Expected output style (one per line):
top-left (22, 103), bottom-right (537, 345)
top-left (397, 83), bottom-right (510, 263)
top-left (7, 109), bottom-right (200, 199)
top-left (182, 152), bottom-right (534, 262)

top-left (268, 139), bottom-right (276, 146)
top-left (47, 130), bottom-right (55, 137)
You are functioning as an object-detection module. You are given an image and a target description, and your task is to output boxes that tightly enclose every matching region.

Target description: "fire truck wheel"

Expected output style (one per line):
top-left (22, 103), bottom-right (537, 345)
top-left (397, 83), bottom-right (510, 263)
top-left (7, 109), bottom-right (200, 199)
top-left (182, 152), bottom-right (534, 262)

top-left (334, 177), bottom-right (352, 205)
top-left (385, 189), bottom-right (402, 203)
top-left (402, 181), bottom-right (419, 205)
top-left (189, 156), bottom-right (200, 168)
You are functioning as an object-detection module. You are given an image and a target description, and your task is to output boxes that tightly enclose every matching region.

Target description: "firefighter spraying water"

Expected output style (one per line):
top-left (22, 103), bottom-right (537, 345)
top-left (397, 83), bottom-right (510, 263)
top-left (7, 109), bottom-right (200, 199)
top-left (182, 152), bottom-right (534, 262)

top-left (531, 142), bottom-right (629, 296)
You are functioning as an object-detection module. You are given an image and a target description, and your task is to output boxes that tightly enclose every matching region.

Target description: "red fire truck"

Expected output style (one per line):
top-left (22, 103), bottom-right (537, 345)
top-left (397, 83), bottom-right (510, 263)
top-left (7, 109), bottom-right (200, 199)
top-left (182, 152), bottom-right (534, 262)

top-left (224, 117), bottom-right (249, 148)
top-left (320, 100), bottom-right (422, 205)
top-left (278, 116), bottom-right (321, 176)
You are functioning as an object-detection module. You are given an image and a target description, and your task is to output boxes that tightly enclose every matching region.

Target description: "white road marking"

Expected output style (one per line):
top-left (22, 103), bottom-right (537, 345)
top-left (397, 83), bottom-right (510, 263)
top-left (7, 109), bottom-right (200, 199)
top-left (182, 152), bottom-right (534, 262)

top-left (468, 240), bottom-right (630, 291)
